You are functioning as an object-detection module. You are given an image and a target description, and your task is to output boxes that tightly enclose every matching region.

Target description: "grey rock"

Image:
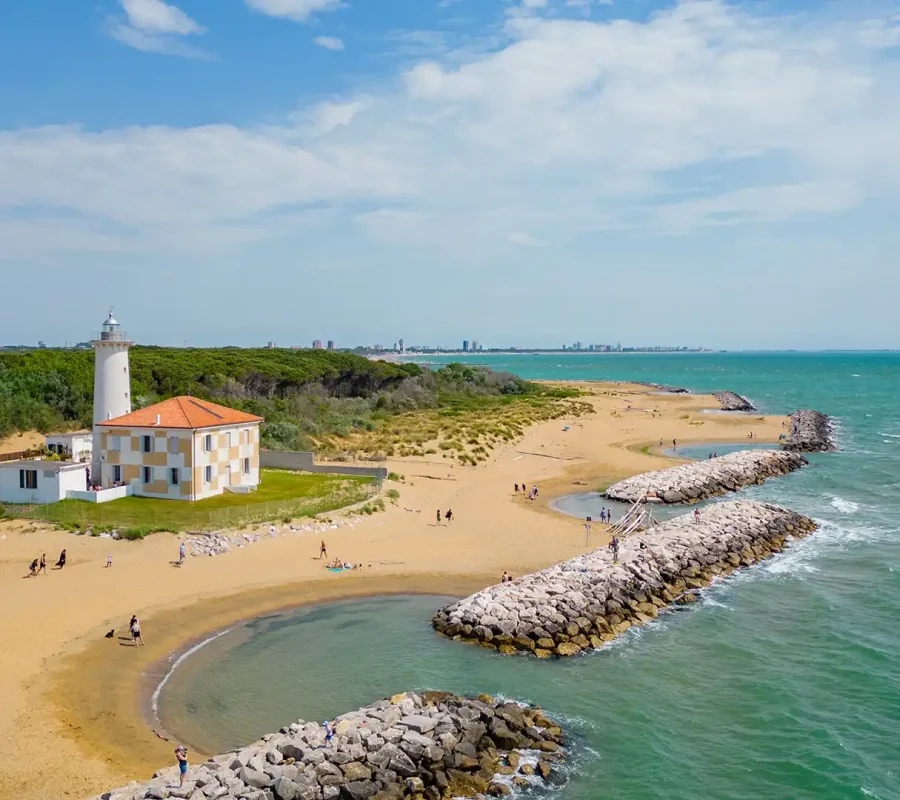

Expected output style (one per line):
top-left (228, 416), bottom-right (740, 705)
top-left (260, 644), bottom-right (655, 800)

top-left (397, 715), bottom-right (437, 734)
top-left (240, 768), bottom-right (273, 789)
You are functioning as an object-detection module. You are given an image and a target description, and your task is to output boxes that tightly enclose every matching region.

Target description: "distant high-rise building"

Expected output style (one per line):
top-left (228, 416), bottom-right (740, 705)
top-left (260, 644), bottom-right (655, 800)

top-left (471, 340), bottom-right (479, 352)
top-left (267, 341), bottom-right (276, 349)
top-left (399, 338), bottom-right (405, 354)
top-left (575, 341), bottom-right (583, 351)
top-left (312, 339), bottom-right (323, 349)
top-left (327, 340), bottom-right (335, 350)
top-left (462, 340), bottom-right (469, 352)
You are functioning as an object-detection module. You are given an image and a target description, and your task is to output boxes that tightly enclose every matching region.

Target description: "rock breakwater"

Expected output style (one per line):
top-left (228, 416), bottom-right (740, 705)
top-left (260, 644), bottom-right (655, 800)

top-left (712, 391), bottom-right (755, 411)
top-left (783, 410), bottom-right (836, 453)
top-left (93, 692), bottom-right (565, 800)
top-left (433, 500), bottom-right (816, 658)
top-left (604, 449), bottom-right (807, 504)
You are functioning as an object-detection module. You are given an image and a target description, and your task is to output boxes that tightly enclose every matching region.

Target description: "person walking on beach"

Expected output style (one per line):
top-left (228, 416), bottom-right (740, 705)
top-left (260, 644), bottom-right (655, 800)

top-left (130, 615), bottom-right (144, 646)
top-left (672, 438), bottom-right (677, 450)
top-left (106, 554), bottom-right (112, 568)
top-left (319, 540), bottom-right (327, 559)
top-left (584, 516), bottom-right (592, 546)
top-left (445, 509), bottom-right (453, 524)
top-left (55, 549), bottom-right (66, 569)
top-left (175, 745), bottom-right (188, 788)
top-left (436, 509), bottom-right (442, 526)
top-left (28, 558), bottom-right (39, 577)
top-left (38, 553), bottom-right (47, 575)
top-left (501, 571), bottom-right (509, 584)
top-left (514, 483), bottom-right (519, 493)
top-left (532, 485), bottom-right (539, 499)
top-left (178, 541), bottom-right (186, 564)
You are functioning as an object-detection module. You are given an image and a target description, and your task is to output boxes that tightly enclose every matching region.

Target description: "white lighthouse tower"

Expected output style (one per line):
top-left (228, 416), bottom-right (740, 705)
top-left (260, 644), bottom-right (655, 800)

top-left (91, 310), bottom-right (133, 482)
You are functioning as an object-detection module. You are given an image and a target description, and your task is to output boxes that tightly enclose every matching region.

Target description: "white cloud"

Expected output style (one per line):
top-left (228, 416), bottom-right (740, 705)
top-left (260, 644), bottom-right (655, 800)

top-left (858, 16), bottom-right (900, 50)
top-left (8, 0), bottom-right (900, 264)
top-left (106, 0), bottom-right (207, 58)
top-left (507, 232), bottom-right (547, 247)
top-left (121, 0), bottom-right (204, 35)
top-left (313, 35), bottom-right (345, 50)
top-left (246, 0), bottom-right (343, 22)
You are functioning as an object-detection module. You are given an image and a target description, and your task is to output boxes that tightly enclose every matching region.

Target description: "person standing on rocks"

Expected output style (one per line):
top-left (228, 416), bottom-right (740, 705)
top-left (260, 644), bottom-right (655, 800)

top-left (694, 508), bottom-right (701, 524)
top-left (175, 746), bottom-right (188, 788)
top-left (609, 536), bottom-right (620, 563)
top-left (319, 540), bottom-right (328, 559)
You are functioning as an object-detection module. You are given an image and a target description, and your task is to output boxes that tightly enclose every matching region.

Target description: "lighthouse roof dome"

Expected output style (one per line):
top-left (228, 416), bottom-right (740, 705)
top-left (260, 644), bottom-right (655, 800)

top-left (104, 310), bottom-right (119, 327)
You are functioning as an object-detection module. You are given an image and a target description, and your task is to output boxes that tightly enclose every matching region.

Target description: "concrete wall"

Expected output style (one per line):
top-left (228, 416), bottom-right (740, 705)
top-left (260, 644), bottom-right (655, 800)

top-left (0, 464), bottom-right (88, 504)
top-left (67, 484), bottom-right (133, 503)
top-left (260, 450), bottom-right (387, 480)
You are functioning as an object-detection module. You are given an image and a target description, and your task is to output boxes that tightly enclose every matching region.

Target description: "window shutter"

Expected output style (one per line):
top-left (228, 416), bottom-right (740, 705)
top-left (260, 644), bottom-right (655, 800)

top-left (19, 469), bottom-right (25, 488)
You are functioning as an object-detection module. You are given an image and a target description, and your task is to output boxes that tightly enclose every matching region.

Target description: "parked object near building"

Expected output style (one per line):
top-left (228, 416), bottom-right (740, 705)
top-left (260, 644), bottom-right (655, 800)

top-left (96, 396), bottom-right (263, 501)
top-left (0, 460), bottom-right (88, 504)
top-left (45, 431), bottom-right (93, 462)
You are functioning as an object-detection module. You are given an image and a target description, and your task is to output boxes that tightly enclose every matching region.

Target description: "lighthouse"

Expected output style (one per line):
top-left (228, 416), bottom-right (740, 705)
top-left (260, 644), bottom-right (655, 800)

top-left (91, 310), bottom-right (133, 481)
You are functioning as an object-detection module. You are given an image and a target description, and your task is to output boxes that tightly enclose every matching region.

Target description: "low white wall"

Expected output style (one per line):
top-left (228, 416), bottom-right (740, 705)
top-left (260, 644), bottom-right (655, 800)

top-left (66, 484), bottom-right (133, 504)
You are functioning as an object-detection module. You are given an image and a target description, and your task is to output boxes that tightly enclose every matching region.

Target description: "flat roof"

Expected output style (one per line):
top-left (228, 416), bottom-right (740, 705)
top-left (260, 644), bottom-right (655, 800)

top-left (46, 431), bottom-right (92, 438)
top-left (0, 460), bottom-right (87, 471)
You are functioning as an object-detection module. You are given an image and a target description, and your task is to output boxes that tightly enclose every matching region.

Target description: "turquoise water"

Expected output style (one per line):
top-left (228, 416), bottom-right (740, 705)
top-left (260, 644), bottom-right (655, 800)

top-left (160, 353), bottom-right (900, 800)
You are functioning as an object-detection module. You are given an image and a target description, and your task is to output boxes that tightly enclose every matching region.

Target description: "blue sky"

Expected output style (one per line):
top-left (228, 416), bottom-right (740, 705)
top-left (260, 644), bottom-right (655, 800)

top-left (2, 0), bottom-right (900, 350)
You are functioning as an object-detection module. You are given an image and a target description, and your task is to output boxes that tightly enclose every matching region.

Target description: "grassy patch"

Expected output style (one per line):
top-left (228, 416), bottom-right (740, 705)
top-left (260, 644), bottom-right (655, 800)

top-left (2, 469), bottom-right (374, 533)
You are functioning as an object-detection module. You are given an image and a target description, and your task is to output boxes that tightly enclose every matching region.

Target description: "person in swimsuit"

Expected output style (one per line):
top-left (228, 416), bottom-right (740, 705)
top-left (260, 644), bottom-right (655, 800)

top-left (319, 541), bottom-right (327, 559)
top-left (445, 509), bottom-right (453, 524)
top-left (130, 615), bottom-right (144, 646)
top-left (175, 746), bottom-right (188, 787)
top-left (28, 558), bottom-right (39, 577)
top-left (436, 509), bottom-right (442, 526)
top-left (38, 553), bottom-right (47, 575)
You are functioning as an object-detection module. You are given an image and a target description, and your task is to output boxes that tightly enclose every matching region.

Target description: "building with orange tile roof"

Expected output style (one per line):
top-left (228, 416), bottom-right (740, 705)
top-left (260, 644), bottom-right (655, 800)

top-left (95, 396), bottom-right (263, 501)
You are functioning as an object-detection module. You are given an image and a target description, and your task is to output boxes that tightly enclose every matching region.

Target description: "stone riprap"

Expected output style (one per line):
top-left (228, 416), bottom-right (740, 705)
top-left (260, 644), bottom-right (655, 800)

top-left (92, 692), bottom-right (565, 800)
top-left (635, 382), bottom-right (690, 394)
top-left (603, 449), bottom-right (807, 505)
top-left (783, 410), bottom-right (836, 453)
top-left (432, 501), bottom-right (816, 658)
top-left (712, 391), bottom-right (755, 411)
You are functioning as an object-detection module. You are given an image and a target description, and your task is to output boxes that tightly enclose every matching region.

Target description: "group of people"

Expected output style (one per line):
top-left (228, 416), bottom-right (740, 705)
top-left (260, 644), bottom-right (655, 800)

top-left (435, 508), bottom-right (453, 525)
top-left (706, 451), bottom-right (720, 459)
top-left (130, 614), bottom-right (144, 646)
top-left (500, 571), bottom-right (513, 583)
top-left (514, 484), bottom-right (539, 501)
top-left (27, 549), bottom-right (66, 576)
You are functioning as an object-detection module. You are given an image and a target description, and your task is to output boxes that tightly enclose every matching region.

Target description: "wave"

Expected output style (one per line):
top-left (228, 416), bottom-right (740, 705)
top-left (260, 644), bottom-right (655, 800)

top-left (878, 432), bottom-right (900, 439)
top-left (829, 496), bottom-right (860, 514)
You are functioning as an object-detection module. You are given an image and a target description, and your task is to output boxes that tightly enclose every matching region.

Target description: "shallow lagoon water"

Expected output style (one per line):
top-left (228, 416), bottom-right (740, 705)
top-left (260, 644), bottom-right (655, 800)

top-left (160, 353), bottom-right (900, 800)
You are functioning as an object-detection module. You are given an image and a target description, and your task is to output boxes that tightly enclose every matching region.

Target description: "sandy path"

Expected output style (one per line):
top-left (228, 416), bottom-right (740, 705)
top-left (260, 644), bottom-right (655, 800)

top-left (0, 384), bottom-right (787, 800)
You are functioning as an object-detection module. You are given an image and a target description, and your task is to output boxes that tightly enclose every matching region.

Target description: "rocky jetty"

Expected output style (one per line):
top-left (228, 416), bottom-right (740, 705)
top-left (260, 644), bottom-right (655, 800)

top-left (635, 382), bottom-right (690, 394)
top-left (712, 391), bottom-right (755, 411)
top-left (92, 692), bottom-right (565, 800)
top-left (782, 410), bottom-right (836, 453)
top-left (433, 500), bottom-right (816, 658)
top-left (603, 449), bottom-right (807, 504)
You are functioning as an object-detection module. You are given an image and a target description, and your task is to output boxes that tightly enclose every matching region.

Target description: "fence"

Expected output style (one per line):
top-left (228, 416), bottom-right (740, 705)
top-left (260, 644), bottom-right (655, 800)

top-left (0, 448), bottom-right (42, 464)
top-left (2, 481), bottom-right (380, 534)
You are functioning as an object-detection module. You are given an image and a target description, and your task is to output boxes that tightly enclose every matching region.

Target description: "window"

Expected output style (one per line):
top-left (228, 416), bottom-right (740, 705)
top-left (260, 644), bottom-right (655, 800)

top-left (204, 465), bottom-right (213, 483)
top-left (19, 470), bottom-right (38, 490)
top-left (243, 457), bottom-right (250, 475)
top-left (168, 436), bottom-right (179, 455)
top-left (243, 429), bottom-right (249, 445)
top-left (142, 435), bottom-right (152, 453)
top-left (170, 468), bottom-right (180, 485)
top-left (113, 465), bottom-right (122, 483)
top-left (109, 435), bottom-right (121, 452)
top-left (142, 466), bottom-right (151, 484)
top-left (204, 434), bottom-right (213, 452)
top-left (226, 431), bottom-right (232, 447)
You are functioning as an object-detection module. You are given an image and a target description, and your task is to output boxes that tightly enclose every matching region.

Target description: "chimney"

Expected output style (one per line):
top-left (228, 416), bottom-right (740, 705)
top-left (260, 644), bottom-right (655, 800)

top-left (106, 412), bottom-right (111, 420)
top-left (155, 414), bottom-right (161, 426)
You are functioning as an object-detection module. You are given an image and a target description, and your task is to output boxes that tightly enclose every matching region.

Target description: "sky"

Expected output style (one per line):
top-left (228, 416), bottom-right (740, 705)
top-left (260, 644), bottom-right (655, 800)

top-left (2, 0), bottom-right (900, 350)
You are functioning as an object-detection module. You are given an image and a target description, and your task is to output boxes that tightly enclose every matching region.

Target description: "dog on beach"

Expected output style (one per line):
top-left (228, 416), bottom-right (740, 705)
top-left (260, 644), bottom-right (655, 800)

top-left (104, 629), bottom-right (115, 639)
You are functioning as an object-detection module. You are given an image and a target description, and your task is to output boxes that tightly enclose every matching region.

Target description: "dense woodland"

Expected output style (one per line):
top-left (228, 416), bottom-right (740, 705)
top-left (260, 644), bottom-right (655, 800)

top-left (0, 348), bottom-right (536, 452)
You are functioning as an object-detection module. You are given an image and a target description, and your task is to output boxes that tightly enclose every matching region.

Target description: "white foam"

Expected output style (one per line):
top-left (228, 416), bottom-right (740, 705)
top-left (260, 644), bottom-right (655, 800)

top-left (150, 626), bottom-right (235, 723)
top-left (829, 496), bottom-right (860, 514)
top-left (878, 432), bottom-right (900, 439)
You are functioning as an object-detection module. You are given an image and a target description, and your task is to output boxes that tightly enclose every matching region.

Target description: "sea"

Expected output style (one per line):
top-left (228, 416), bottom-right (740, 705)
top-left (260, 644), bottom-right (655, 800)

top-left (157, 352), bottom-right (900, 800)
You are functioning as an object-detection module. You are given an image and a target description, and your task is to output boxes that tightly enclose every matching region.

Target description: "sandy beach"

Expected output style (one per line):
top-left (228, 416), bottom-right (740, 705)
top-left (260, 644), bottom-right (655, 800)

top-left (0, 383), bottom-right (787, 800)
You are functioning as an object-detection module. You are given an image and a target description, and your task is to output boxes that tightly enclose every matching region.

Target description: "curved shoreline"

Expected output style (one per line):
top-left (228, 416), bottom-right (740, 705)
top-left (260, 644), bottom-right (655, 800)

top-left (0, 380), bottom-right (793, 800)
